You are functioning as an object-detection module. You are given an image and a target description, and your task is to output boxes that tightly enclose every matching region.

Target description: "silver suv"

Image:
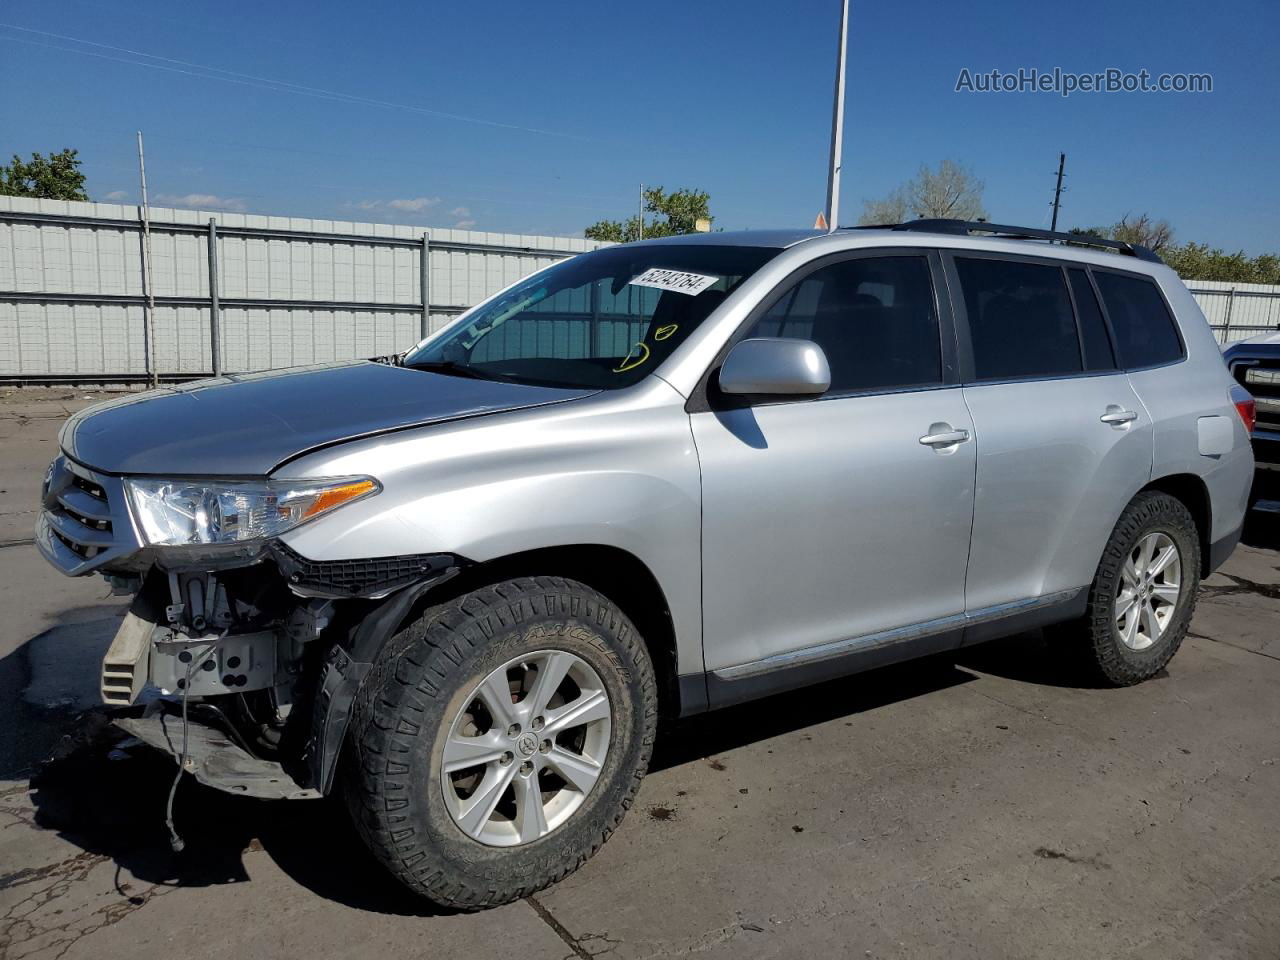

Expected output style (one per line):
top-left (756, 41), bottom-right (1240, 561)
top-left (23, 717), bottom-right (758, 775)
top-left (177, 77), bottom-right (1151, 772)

top-left (36, 219), bottom-right (1255, 908)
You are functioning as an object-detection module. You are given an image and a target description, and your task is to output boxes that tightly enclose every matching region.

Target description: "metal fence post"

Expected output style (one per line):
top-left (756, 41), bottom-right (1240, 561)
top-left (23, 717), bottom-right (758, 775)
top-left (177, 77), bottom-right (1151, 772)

top-left (135, 225), bottom-right (154, 383)
top-left (208, 219), bottom-right (222, 376)
top-left (1222, 287), bottom-right (1236, 344)
top-left (590, 278), bottom-right (602, 356)
top-left (420, 233), bottom-right (430, 339)
top-left (137, 133), bottom-right (158, 387)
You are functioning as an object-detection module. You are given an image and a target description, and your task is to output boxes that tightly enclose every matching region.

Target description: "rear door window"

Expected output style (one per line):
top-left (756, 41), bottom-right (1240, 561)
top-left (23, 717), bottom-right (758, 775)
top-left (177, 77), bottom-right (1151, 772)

top-left (1092, 271), bottom-right (1184, 369)
top-left (954, 257), bottom-right (1082, 380)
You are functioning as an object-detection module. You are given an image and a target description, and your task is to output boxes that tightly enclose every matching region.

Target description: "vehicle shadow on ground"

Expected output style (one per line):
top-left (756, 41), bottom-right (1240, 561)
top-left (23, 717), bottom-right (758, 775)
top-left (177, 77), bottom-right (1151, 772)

top-left (651, 654), bottom-right (976, 771)
top-left (2, 606), bottom-right (438, 916)
top-left (1242, 509), bottom-right (1280, 550)
top-left (948, 628), bottom-right (1127, 688)
top-left (0, 602), bottom-right (125, 775)
top-left (26, 723), bottom-right (441, 915)
top-left (21, 650), bottom-right (994, 916)
top-left (18, 620), bottom-right (1132, 916)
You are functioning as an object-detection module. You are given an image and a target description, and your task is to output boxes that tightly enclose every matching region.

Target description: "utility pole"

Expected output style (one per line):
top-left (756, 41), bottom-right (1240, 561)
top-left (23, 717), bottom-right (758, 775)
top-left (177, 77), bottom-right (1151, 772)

top-left (1050, 152), bottom-right (1066, 232)
top-left (823, 0), bottom-right (850, 233)
top-left (137, 131), bottom-right (158, 387)
top-left (638, 183), bottom-right (644, 241)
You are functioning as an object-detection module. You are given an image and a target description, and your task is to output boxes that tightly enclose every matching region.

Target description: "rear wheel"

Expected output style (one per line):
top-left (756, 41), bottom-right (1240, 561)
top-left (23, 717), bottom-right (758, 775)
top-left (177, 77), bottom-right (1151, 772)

top-left (344, 576), bottom-right (657, 910)
top-left (1057, 491), bottom-right (1201, 685)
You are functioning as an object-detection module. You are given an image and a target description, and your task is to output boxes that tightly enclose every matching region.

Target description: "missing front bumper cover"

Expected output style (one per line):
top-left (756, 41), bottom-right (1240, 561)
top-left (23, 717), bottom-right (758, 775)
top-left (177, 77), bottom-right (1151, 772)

top-left (115, 709), bottom-right (319, 800)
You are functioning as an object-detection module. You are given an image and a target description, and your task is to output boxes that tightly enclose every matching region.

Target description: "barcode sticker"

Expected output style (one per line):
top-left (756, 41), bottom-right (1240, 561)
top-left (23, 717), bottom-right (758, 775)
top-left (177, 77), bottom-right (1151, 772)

top-left (629, 268), bottom-right (720, 296)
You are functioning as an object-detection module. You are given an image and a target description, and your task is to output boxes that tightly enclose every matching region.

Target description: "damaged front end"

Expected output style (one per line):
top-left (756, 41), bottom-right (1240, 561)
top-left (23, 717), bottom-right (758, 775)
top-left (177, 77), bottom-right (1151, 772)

top-left (38, 453), bottom-right (461, 800)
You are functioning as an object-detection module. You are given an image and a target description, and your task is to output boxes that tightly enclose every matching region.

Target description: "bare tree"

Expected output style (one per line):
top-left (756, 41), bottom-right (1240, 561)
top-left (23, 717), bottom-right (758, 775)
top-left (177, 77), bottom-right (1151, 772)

top-left (907, 160), bottom-right (987, 220)
top-left (1111, 213), bottom-right (1175, 252)
top-left (857, 187), bottom-right (909, 225)
top-left (858, 159), bottom-right (987, 225)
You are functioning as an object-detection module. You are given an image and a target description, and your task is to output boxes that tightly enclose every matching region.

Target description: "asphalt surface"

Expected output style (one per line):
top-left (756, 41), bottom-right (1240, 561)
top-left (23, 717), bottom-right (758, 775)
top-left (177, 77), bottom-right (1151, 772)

top-left (2, 388), bottom-right (1279, 960)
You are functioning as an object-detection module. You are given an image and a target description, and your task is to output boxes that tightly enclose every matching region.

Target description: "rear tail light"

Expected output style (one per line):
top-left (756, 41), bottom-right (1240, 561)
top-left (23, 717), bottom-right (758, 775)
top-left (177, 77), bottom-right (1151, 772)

top-left (1231, 384), bottom-right (1256, 435)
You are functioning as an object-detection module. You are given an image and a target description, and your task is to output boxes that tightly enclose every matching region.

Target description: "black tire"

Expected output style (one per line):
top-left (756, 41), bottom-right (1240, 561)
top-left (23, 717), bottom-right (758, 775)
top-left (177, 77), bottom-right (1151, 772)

top-left (344, 576), bottom-right (658, 910)
top-left (1055, 491), bottom-right (1201, 685)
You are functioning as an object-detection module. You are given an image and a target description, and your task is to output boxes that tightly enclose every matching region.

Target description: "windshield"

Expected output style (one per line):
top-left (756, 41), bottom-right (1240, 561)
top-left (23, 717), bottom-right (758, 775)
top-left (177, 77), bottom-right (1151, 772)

top-left (403, 244), bottom-right (780, 389)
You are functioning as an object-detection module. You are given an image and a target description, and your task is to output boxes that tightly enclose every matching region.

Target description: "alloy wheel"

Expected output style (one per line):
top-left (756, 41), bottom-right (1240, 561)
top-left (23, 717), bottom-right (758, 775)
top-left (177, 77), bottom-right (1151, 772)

top-left (1114, 532), bottom-right (1182, 652)
top-left (440, 650), bottom-right (612, 847)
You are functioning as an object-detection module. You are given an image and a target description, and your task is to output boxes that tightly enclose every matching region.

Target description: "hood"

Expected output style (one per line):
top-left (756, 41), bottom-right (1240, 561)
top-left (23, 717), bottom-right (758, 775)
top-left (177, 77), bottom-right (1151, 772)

top-left (61, 360), bottom-right (596, 475)
top-left (1230, 331), bottom-right (1280, 348)
top-left (1223, 332), bottom-right (1280, 356)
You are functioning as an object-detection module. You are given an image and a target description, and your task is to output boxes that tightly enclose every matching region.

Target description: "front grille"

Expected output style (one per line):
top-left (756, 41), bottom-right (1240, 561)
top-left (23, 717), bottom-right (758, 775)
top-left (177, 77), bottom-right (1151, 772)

top-left (1235, 359), bottom-right (1280, 430)
top-left (37, 456), bottom-right (133, 575)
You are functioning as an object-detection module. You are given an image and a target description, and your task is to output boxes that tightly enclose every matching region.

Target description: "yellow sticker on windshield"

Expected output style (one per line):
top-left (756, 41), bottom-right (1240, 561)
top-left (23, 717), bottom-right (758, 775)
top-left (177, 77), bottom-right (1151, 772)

top-left (613, 341), bottom-right (651, 373)
top-left (654, 324), bottom-right (678, 341)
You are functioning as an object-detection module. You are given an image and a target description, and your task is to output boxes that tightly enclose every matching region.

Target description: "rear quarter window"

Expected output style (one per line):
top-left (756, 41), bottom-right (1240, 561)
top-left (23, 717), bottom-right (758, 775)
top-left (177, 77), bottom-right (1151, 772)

top-left (1092, 271), bottom-right (1184, 369)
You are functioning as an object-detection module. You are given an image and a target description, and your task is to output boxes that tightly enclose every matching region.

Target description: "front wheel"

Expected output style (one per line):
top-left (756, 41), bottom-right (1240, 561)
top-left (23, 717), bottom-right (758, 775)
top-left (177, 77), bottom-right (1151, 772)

top-left (1056, 491), bottom-right (1201, 685)
top-left (344, 576), bottom-right (657, 910)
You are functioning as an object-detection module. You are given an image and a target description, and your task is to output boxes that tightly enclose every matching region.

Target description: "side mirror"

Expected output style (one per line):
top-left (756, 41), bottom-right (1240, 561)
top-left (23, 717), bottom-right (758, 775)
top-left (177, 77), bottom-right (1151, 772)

top-left (718, 338), bottom-right (831, 397)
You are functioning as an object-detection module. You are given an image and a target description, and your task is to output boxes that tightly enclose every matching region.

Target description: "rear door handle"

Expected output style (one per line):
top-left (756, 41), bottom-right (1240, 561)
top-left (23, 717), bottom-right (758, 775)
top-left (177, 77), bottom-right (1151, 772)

top-left (1100, 409), bottom-right (1138, 425)
top-left (919, 427), bottom-right (970, 447)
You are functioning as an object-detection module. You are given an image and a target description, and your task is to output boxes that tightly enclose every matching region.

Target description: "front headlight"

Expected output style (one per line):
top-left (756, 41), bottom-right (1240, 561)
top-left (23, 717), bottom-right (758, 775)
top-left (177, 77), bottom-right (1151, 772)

top-left (125, 476), bottom-right (380, 546)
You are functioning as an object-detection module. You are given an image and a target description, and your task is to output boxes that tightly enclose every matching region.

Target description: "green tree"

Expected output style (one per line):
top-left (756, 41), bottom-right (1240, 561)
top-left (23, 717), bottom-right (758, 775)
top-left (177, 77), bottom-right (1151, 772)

top-left (585, 186), bottom-right (712, 242)
top-left (1163, 243), bottom-right (1280, 284)
top-left (1074, 214), bottom-right (1280, 283)
top-left (0, 149), bottom-right (89, 201)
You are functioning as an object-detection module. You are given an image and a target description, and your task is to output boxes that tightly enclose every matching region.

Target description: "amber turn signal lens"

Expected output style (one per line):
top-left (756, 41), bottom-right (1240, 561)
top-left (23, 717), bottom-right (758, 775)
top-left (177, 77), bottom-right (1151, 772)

top-left (300, 478), bottom-right (379, 520)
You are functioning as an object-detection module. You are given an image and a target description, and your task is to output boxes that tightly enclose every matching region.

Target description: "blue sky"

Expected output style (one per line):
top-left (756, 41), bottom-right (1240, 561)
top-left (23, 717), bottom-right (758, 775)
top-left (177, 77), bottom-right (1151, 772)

top-left (3, 0), bottom-right (1276, 252)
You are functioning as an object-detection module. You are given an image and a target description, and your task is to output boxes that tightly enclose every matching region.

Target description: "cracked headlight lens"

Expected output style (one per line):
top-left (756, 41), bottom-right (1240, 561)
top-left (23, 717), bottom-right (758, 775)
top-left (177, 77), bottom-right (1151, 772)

top-left (125, 476), bottom-right (380, 546)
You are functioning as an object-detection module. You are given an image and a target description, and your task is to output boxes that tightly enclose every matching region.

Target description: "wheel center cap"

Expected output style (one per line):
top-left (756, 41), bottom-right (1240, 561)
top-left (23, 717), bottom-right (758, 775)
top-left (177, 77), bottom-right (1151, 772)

top-left (516, 733), bottom-right (538, 757)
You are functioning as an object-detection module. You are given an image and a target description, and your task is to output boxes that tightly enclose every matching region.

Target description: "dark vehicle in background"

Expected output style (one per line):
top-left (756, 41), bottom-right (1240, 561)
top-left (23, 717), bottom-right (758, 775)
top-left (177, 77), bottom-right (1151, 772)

top-left (1224, 332), bottom-right (1280, 515)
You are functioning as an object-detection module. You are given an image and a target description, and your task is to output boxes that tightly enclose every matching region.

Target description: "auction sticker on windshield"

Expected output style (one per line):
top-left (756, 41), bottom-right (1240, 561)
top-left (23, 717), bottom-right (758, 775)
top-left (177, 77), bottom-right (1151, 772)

top-left (630, 268), bottom-right (720, 296)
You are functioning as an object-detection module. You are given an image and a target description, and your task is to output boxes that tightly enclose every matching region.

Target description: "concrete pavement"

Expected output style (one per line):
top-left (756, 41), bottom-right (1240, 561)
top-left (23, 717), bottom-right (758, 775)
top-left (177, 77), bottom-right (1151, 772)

top-left (2, 389), bottom-right (1278, 960)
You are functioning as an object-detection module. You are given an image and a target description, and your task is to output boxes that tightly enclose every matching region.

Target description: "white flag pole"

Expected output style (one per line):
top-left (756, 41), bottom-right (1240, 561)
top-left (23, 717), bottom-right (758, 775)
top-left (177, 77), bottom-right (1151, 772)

top-left (823, 0), bottom-right (850, 233)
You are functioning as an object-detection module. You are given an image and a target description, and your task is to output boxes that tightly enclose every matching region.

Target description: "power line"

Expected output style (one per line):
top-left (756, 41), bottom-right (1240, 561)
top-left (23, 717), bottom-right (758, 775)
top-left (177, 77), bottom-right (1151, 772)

top-left (58, 125), bottom-right (633, 205)
top-left (0, 23), bottom-right (588, 140)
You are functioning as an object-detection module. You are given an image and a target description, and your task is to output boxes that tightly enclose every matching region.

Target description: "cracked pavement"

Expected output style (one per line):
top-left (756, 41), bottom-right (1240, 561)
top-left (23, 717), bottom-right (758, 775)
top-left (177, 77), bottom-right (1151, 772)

top-left (2, 389), bottom-right (1279, 959)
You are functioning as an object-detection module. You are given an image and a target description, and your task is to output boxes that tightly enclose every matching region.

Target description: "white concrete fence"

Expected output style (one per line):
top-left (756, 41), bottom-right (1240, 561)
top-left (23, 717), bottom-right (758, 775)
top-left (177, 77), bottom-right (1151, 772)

top-left (1181, 279), bottom-right (1280, 345)
top-left (0, 196), bottom-right (602, 382)
top-left (0, 195), bottom-right (1275, 383)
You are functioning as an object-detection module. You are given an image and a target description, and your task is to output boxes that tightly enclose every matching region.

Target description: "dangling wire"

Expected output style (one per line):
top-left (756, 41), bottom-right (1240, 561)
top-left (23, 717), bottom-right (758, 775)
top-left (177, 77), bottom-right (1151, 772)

top-left (164, 636), bottom-right (221, 854)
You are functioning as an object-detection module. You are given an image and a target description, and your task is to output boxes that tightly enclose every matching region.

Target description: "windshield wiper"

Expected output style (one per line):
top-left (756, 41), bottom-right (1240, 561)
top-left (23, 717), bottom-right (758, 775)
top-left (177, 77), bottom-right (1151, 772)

top-left (402, 359), bottom-right (515, 383)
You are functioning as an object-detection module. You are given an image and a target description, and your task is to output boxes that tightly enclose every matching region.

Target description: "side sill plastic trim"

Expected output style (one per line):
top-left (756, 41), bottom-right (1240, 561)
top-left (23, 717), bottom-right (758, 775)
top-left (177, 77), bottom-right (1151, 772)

top-left (712, 588), bottom-right (1083, 682)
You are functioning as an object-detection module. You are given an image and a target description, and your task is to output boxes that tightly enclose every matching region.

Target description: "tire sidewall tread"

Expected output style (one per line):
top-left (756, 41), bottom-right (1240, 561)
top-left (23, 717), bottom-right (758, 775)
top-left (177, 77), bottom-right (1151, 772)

top-left (344, 576), bottom-right (657, 911)
top-left (1076, 491), bottom-right (1202, 686)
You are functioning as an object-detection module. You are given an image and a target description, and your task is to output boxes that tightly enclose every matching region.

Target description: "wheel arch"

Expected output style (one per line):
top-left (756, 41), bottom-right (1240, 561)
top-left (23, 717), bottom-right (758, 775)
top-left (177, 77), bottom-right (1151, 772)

top-left (312, 543), bottom-right (688, 796)
top-left (434, 544), bottom-right (688, 720)
top-left (1141, 472), bottom-right (1212, 576)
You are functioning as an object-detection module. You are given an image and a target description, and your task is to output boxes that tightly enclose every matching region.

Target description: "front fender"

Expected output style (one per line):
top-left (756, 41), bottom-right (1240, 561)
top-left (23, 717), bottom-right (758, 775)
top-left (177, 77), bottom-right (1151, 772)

top-left (277, 380), bottom-right (705, 680)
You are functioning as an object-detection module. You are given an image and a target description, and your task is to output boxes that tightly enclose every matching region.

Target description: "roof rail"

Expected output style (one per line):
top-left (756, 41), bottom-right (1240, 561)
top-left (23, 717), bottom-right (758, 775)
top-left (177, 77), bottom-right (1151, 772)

top-left (852, 219), bottom-right (1164, 264)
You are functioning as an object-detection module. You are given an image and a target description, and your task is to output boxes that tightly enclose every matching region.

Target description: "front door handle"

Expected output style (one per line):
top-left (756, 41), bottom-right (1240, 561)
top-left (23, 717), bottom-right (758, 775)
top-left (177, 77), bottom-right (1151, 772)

top-left (919, 426), bottom-right (970, 447)
top-left (1100, 408), bottom-right (1138, 425)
